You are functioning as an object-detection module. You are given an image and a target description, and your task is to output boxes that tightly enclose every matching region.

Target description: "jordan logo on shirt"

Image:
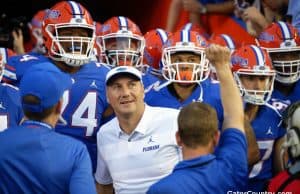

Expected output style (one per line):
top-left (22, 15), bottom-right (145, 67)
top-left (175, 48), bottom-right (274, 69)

top-left (0, 102), bottom-right (6, 110)
top-left (266, 127), bottom-right (273, 135)
top-left (148, 136), bottom-right (155, 144)
top-left (90, 80), bottom-right (98, 88)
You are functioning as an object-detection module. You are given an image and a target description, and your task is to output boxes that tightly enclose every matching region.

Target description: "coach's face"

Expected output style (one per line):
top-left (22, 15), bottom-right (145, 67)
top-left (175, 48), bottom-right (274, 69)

top-left (106, 75), bottom-right (145, 117)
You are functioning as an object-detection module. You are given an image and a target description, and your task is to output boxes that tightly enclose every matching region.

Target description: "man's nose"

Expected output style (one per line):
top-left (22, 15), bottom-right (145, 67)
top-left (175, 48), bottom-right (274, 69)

top-left (117, 40), bottom-right (129, 49)
top-left (253, 79), bottom-right (265, 90)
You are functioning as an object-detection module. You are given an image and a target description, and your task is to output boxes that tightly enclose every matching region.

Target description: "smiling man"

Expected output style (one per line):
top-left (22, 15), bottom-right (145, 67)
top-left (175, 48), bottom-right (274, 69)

top-left (94, 66), bottom-right (182, 194)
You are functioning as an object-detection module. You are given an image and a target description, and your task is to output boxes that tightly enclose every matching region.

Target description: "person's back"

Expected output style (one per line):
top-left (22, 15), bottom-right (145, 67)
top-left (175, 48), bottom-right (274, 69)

top-left (0, 61), bottom-right (96, 194)
top-left (0, 123), bottom-right (94, 194)
top-left (147, 143), bottom-right (247, 194)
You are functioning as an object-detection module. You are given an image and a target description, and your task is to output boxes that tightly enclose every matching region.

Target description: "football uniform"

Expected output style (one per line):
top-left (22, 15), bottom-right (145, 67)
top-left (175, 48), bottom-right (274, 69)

top-left (0, 83), bottom-right (23, 131)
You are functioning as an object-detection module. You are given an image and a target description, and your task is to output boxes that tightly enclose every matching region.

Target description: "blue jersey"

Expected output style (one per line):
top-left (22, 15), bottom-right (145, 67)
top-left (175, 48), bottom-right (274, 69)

top-left (272, 81), bottom-right (300, 104)
top-left (147, 129), bottom-right (248, 194)
top-left (0, 83), bottom-right (23, 131)
top-left (145, 79), bottom-right (223, 126)
top-left (142, 67), bottom-right (160, 91)
top-left (55, 62), bottom-right (110, 172)
top-left (0, 120), bottom-right (96, 194)
top-left (3, 53), bottom-right (50, 86)
top-left (269, 97), bottom-right (291, 115)
top-left (142, 72), bottom-right (160, 92)
top-left (247, 102), bottom-right (286, 191)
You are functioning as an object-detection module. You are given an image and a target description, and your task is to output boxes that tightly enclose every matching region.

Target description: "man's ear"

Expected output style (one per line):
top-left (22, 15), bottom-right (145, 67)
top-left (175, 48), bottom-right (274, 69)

top-left (56, 99), bottom-right (63, 114)
top-left (212, 130), bottom-right (220, 148)
top-left (176, 131), bottom-right (183, 146)
top-left (106, 93), bottom-right (110, 104)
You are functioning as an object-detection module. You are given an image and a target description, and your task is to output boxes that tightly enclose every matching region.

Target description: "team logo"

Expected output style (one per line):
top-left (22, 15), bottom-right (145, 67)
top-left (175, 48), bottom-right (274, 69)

top-left (100, 24), bottom-right (111, 33)
top-left (148, 136), bottom-right (155, 144)
top-left (196, 34), bottom-right (207, 47)
top-left (258, 32), bottom-right (274, 42)
top-left (90, 80), bottom-right (98, 88)
top-left (75, 18), bottom-right (83, 23)
top-left (266, 127), bottom-right (273, 135)
top-left (231, 56), bottom-right (248, 67)
top-left (45, 10), bottom-right (60, 19)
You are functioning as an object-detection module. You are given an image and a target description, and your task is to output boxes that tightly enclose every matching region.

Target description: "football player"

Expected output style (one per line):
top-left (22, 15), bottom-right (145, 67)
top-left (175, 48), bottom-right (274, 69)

top-left (231, 44), bottom-right (286, 191)
top-left (258, 21), bottom-right (300, 106)
top-left (145, 29), bottom-right (223, 124)
top-left (97, 16), bottom-right (159, 90)
top-left (3, 1), bottom-right (110, 172)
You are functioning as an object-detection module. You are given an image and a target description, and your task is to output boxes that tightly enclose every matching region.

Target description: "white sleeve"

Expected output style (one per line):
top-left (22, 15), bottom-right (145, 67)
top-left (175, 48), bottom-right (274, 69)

top-left (94, 132), bottom-right (113, 185)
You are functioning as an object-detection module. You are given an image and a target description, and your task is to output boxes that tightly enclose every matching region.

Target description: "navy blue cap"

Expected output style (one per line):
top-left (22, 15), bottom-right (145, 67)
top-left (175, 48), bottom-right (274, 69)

top-left (19, 62), bottom-right (72, 113)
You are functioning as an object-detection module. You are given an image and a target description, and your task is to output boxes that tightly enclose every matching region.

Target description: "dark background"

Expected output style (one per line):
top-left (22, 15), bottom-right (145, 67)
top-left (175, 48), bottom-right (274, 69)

top-left (0, 0), bottom-right (162, 33)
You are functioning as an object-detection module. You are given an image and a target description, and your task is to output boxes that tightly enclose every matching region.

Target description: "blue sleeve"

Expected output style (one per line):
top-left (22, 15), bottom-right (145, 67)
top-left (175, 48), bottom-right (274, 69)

top-left (216, 128), bottom-right (247, 163)
top-left (147, 183), bottom-right (179, 194)
top-left (212, 100), bottom-right (223, 130)
top-left (215, 128), bottom-right (248, 190)
top-left (147, 186), bottom-right (157, 194)
top-left (69, 144), bottom-right (97, 194)
top-left (3, 59), bottom-right (18, 85)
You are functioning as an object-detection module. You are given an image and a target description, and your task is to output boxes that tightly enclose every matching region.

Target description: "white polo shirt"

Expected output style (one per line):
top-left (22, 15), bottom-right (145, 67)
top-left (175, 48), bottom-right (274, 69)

top-left (95, 104), bottom-right (181, 194)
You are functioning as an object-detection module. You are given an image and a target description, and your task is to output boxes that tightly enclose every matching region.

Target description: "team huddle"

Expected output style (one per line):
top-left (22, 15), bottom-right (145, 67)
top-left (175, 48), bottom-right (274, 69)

top-left (0, 0), bottom-right (299, 194)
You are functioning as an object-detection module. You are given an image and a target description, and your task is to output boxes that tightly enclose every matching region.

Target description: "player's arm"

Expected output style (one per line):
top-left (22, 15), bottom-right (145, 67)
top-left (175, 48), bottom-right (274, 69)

top-left (96, 183), bottom-right (114, 194)
top-left (166, 0), bottom-right (183, 32)
top-left (273, 136), bottom-right (286, 174)
top-left (205, 44), bottom-right (244, 132)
